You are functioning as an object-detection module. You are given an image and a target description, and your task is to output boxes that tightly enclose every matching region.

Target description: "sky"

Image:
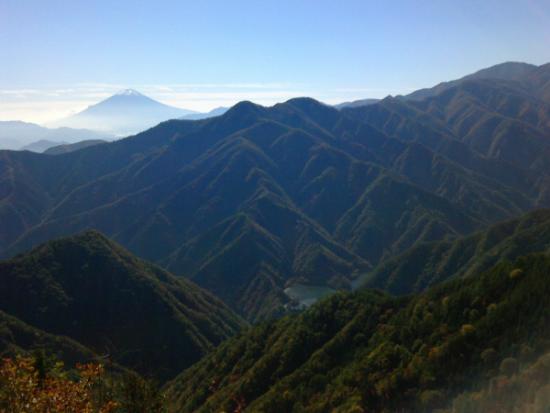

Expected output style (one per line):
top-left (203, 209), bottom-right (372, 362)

top-left (1, 0), bottom-right (550, 124)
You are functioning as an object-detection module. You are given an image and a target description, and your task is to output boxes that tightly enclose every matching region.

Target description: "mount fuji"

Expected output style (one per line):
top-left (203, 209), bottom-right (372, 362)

top-left (51, 89), bottom-right (197, 136)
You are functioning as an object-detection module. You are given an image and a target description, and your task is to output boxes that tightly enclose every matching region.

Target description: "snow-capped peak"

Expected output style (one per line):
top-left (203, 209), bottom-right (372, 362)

top-left (115, 89), bottom-right (143, 97)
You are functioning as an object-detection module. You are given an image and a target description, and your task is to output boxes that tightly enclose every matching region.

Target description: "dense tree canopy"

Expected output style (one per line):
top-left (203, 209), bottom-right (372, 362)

top-left (165, 253), bottom-right (550, 412)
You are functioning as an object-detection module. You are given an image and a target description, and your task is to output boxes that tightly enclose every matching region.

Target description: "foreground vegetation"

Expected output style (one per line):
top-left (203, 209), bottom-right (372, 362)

top-left (0, 353), bottom-right (167, 413)
top-left (0, 355), bottom-right (117, 413)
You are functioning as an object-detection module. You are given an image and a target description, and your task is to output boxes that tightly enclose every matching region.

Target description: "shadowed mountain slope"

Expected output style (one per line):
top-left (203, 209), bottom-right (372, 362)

top-left (0, 310), bottom-right (98, 366)
top-left (0, 231), bottom-right (244, 381)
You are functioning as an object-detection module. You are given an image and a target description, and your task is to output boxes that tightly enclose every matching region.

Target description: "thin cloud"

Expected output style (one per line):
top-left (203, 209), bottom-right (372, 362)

top-left (332, 87), bottom-right (416, 94)
top-left (0, 83), bottom-right (399, 124)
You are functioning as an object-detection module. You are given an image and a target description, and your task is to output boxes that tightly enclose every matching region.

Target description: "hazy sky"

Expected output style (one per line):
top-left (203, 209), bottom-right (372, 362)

top-left (1, 0), bottom-right (550, 123)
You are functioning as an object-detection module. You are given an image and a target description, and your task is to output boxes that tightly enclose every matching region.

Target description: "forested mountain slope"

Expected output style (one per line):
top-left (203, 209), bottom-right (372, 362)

top-left (165, 252), bottom-right (550, 412)
top-left (0, 231), bottom-right (244, 381)
top-left (364, 208), bottom-right (550, 294)
top-left (1, 62), bottom-right (549, 320)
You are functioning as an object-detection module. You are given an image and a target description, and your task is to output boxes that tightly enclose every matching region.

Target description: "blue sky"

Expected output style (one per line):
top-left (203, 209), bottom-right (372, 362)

top-left (1, 0), bottom-right (549, 123)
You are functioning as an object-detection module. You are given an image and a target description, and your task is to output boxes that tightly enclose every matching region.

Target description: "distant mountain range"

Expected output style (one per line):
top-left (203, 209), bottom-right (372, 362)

top-left (180, 106), bottom-right (228, 120)
top-left (20, 139), bottom-right (68, 153)
top-left (20, 138), bottom-right (107, 154)
top-left (43, 139), bottom-right (107, 155)
top-left (1, 61), bottom-right (549, 323)
top-left (49, 89), bottom-right (197, 136)
top-left (0, 120), bottom-right (112, 150)
top-left (334, 98), bottom-right (380, 109)
top-left (2, 90), bottom-right (228, 150)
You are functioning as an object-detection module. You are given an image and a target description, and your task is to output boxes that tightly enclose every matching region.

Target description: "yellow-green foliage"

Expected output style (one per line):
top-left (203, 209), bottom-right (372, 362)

top-left (460, 324), bottom-right (475, 336)
top-left (509, 268), bottom-right (524, 279)
top-left (0, 356), bottom-right (117, 413)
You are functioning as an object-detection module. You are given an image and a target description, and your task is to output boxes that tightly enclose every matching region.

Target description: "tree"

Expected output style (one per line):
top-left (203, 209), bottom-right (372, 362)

top-left (0, 356), bottom-right (117, 413)
top-left (116, 372), bottom-right (165, 413)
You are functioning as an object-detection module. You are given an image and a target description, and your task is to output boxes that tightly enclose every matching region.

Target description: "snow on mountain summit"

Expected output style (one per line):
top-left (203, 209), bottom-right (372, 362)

top-left (115, 89), bottom-right (143, 97)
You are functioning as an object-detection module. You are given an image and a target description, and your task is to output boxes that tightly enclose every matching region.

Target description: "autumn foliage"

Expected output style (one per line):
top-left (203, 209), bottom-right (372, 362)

top-left (0, 356), bottom-right (117, 413)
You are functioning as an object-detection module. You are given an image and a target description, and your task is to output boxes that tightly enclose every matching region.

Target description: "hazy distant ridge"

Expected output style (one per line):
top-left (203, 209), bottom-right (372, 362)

top-left (0, 120), bottom-right (112, 150)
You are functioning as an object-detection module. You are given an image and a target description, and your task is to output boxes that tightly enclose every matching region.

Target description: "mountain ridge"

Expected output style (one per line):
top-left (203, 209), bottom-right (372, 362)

top-left (404, 61), bottom-right (540, 101)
